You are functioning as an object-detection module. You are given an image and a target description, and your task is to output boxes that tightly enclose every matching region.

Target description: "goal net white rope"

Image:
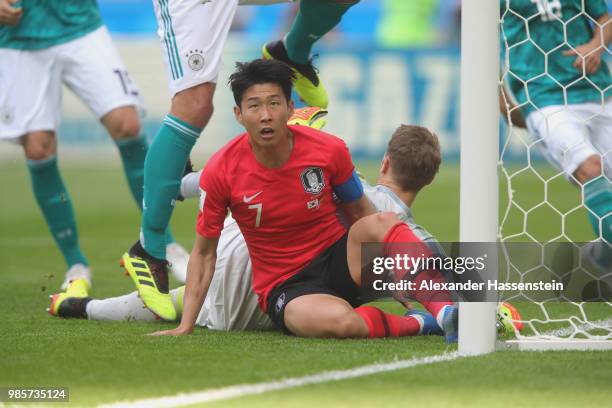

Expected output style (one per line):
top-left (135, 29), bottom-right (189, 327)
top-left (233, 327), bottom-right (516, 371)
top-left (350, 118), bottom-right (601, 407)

top-left (497, 0), bottom-right (612, 350)
top-left (459, 0), bottom-right (612, 354)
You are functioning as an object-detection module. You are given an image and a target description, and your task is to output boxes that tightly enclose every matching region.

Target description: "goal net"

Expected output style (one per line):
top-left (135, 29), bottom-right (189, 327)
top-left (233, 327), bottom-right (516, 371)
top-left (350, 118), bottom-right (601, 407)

top-left (459, 0), bottom-right (612, 354)
top-left (496, 0), bottom-right (612, 350)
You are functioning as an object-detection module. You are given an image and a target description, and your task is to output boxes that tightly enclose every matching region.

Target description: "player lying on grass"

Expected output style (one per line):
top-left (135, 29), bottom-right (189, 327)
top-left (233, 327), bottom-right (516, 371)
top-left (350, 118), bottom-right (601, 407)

top-left (129, 59), bottom-right (458, 342)
top-left (48, 107), bottom-right (446, 337)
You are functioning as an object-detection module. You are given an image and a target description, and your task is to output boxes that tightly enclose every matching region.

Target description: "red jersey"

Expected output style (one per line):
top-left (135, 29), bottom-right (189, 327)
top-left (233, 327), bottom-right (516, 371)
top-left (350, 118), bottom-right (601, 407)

top-left (197, 125), bottom-right (356, 310)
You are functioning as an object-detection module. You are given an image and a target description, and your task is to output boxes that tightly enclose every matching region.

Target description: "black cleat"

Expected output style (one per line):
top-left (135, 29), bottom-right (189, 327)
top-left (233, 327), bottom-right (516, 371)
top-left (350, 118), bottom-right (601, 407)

top-left (262, 40), bottom-right (328, 108)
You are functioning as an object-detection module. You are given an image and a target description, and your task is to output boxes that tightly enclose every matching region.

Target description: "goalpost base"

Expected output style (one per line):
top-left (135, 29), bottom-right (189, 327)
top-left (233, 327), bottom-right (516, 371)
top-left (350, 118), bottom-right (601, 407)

top-left (498, 340), bottom-right (612, 351)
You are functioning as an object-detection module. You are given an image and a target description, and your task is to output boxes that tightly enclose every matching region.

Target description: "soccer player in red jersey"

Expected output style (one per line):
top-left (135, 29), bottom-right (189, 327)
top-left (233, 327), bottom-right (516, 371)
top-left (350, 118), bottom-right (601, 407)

top-left (153, 59), bottom-right (458, 342)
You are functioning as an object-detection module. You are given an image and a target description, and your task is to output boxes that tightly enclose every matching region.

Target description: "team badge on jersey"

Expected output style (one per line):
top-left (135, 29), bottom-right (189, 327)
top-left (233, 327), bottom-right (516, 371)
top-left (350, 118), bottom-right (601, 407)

top-left (186, 50), bottom-right (205, 71)
top-left (300, 167), bottom-right (325, 195)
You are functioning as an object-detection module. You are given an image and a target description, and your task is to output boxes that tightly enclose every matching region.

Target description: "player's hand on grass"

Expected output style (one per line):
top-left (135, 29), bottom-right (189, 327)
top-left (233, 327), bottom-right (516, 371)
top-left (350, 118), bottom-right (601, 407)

top-left (0, 0), bottom-right (22, 26)
top-left (149, 325), bottom-right (193, 336)
top-left (563, 42), bottom-right (604, 75)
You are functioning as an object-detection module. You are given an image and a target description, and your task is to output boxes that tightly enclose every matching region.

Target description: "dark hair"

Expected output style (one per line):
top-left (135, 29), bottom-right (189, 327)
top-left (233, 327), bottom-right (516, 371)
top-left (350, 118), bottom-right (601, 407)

top-left (386, 125), bottom-right (441, 192)
top-left (229, 59), bottom-right (295, 107)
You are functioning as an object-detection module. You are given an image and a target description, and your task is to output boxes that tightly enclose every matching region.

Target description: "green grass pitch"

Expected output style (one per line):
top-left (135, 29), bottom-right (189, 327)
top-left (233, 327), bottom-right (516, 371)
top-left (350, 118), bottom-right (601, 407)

top-left (1, 158), bottom-right (610, 407)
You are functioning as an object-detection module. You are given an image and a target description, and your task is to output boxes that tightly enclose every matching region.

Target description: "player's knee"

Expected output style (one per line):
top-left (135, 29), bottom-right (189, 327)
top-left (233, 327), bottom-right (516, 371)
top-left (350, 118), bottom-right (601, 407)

top-left (350, 212), bottom-right (400, 242)
top-left (22, 132), bottom-right (56, 161)
top-left (24, 146), bottom-right (53, 161)
top-left (576, 155), bottom-right (602, 183)
top-left (327, 313), bottom-right (364, 338)
top-left (191, 99), bottom-right (214, 124)
top-left (104, 107), bottom-right (141, 140)
top-left (375, 212), bottom-right (401, 230)
top-left (171, 101), bottom-right (213, 130)
top-left (113, 118), bottom-right (141, 140)
top-left (171, 84), bottom-right (215, 128)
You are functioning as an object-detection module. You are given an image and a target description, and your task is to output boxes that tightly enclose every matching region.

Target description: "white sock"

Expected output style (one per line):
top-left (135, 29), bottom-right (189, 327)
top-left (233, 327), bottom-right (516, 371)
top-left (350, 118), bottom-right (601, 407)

top-left (410, 314), bottom-right (425, 335)
top-left (180, 170), bottom-right (202, 200)
top-left (435, 305), bottom-right (452, 329)
top-left (86, 292), bottom-right (157, 321)
top-left (86, 289), bottom-right (183, 322)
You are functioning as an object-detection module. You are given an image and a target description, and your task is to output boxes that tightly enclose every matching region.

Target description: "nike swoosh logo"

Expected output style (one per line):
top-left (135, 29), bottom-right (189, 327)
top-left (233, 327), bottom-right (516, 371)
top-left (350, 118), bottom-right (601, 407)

top-left (243, 191), bottom-right (262, 203)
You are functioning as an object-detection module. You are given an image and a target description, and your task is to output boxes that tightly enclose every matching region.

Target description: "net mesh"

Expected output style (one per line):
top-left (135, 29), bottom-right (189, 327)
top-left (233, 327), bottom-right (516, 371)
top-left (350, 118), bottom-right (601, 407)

top-left (498, 0), bottom-right (612, 342)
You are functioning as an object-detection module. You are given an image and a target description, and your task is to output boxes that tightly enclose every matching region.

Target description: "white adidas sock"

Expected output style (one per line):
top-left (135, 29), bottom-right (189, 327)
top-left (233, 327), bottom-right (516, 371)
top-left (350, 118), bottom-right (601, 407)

top-left (86, 289), bottom-right (183, 322)
top-left (410, 314), bottom-right (425, 335)
top-left (435, 305), bottom-right (452, 329)
top-left (86, 292), bottom-right (157, 322)
top-left (180, 170), bottom-right (202, 200)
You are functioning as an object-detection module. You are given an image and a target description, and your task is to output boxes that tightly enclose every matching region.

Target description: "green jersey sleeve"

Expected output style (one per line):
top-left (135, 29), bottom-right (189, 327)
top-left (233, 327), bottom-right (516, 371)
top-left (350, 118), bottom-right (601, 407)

top-left (0, 0), bottom-right (103, 50)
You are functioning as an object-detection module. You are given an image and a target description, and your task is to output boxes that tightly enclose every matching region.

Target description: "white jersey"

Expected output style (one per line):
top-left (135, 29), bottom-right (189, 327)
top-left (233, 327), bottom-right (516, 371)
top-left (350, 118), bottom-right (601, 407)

top-left (199, 179), bottom-right (438, 331)
top-left (361, 181), bottom-right (439, 247)
top-left (196, 216), bottom-right (274, 330)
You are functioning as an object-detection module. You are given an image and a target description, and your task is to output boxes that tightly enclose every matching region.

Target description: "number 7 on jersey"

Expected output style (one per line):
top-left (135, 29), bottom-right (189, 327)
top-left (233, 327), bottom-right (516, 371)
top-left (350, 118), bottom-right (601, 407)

top-left (248, 203), bottom-right (262, 227)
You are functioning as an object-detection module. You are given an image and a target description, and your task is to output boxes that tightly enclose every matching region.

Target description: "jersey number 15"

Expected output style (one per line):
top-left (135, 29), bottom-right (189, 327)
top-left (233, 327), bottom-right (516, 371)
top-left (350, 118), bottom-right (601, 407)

top-left (530, 0), bottom-right (562, 21)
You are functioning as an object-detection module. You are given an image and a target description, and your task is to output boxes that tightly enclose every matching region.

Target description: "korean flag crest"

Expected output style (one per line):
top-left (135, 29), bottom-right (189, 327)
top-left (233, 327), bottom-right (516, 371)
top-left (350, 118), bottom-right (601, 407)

top-left (300, 167), bottom-right (325, 195)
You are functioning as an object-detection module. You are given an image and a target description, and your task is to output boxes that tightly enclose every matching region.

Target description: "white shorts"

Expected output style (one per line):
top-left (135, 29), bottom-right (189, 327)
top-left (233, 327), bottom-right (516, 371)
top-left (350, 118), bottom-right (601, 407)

top-left (0, 26), bottom-right (142, 140)
top-left (153, 0), bottom-right (239, 98)
top-left (197, 217), bottom-right (273, 331)
top-left (526, 99), bottom-right (612, 179)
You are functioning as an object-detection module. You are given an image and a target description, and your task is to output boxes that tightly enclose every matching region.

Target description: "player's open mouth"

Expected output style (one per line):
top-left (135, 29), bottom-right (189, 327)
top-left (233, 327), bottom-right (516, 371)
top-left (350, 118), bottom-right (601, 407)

top-left (260, 128), bottom-right (274, 138)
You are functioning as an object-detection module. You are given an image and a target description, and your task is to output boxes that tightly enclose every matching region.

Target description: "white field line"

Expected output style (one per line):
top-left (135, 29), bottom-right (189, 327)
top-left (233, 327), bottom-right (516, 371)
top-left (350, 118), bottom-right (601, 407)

top-left (98, 352), bottom-right (460, 408)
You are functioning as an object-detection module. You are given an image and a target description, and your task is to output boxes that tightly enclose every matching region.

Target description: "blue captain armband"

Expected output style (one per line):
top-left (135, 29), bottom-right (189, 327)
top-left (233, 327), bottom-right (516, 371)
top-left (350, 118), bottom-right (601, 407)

top-left (333, 170), bottom-right (364, 203)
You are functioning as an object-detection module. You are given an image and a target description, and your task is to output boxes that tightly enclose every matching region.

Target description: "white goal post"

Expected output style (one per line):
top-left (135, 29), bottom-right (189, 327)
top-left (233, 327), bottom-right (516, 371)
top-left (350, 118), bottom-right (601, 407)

top-left (458, 0), bottom-right (500, 356)
top-left (459, 0), bottom-right (612, 353)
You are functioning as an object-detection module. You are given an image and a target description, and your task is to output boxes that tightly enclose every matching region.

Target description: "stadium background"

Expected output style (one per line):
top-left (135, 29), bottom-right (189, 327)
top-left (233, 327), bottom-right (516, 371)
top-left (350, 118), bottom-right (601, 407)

top-left (1, 0), bottom-right (610, 161)
top-left (2, 0), bottom-right (462, 161)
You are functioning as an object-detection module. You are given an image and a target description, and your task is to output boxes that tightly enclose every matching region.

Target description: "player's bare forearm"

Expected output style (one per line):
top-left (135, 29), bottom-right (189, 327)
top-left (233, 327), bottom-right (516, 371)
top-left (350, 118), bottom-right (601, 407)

top-left (562, 13), bottom-right (611, 74)
top-left (596, 13), bottom-right (612, 46)
top-left (150, 235), bottom-right (219, 336)
top-left (583, 13), bottom-right (611, 53)
top-left (180, 236), bottom-right (218, 332)
top-left (341, 195), bottom-right (376, 225)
